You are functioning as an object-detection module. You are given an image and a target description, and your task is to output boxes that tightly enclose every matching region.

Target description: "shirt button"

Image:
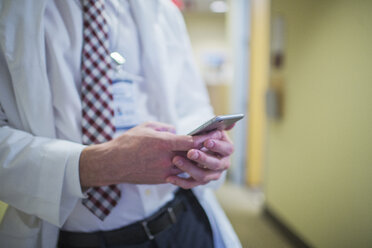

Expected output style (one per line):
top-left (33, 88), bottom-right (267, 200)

top-left (145, 189), bottom-right (152, 196)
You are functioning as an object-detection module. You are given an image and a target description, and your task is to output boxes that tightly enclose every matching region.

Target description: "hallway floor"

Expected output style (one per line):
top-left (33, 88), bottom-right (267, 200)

top-left (216, 183), bottom-right (295, 248)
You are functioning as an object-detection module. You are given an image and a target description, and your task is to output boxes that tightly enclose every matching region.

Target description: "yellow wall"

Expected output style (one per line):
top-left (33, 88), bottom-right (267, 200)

top-left (265, 0), bottom-right (372, 247)
top-left (247, 0), bottom-right (270, 186)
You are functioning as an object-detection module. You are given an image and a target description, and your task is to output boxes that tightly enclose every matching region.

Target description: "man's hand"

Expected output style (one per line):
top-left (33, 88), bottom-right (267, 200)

top-left (79, 122), bottom-right (221, 187)
top-left (166, 130), bottom-right (234, 189)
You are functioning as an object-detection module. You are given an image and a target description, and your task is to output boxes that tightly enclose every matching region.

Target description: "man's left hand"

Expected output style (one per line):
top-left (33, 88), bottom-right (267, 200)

top-left (166, 130), bottom-right (234, 189)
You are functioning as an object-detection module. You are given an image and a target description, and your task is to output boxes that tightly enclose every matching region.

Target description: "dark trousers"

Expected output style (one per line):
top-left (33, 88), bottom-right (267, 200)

top-left (58, 189), bottom-right (214, 248)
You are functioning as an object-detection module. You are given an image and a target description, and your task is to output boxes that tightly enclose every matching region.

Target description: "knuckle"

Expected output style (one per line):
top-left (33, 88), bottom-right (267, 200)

top-left (193, 173), bottom-right (204, 182)
top-left (223, 160), bottom-right (231, 170)
top-left (201, 180), bottom-right (209, 185)
top-left (188, 137), bottom-right (195, 147)
top-left (216, 130), bottom-right (223, 139)
top-left (200, 175), bottom-right (209, 184)
top-left (212, 141), bottom-right (221, 151)
top-left (211, 130), bottom-right (222, 139)
top-left (174, 179), bottom-right (191, 189)
top-left (228, 144), bottom-right (235, 154)
top-left (199, 153), bottom-right (207, 163)
top-left (213, 172), bottom-right (222, 181)
top-left (203, 176), bottom-right (212, 184)
top-left (182, 136), bottom-right (193, 149)
top-left (208, 161), bottom-right (219, 170)
top-left (215, 160), bottom-right (223, 170)
top-left (192, 139), bottom-right (199, 149)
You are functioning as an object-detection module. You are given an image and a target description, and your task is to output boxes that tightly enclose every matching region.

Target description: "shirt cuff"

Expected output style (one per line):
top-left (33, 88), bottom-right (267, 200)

top-left (64, 143), bottom-right (87, 199)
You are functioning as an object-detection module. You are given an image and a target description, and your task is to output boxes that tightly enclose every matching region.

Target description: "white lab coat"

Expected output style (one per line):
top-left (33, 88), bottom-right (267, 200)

top-left (0, 0), bottom-right (241, 247)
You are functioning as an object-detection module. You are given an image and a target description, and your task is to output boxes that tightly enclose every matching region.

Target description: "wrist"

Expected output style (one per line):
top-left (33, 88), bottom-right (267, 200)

top-left (79, 142), bottom-right (113, 187)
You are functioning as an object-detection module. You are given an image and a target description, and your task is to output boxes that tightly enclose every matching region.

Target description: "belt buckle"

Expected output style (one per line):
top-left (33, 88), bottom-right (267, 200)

top-left (141, 221), bottom-right (155, 240)
top-left (141, 207), bottom-right (178, 241)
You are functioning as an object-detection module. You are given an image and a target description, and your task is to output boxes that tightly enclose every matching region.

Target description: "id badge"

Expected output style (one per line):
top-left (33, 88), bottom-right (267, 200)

top-left (110, 52), bottom-right (143, 135)
top-left (112, 79), bottom-right (137, 134)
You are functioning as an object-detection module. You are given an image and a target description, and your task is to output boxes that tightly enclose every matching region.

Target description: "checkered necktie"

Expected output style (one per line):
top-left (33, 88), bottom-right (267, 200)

top-left (81, 0), bottom-right (121, 220)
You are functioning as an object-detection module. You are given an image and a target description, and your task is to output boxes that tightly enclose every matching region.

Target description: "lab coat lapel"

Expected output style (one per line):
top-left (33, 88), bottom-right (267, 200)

top-left (0, 0), bottom-right (56, 138)
top-left (129, 0), bottom-right (177, 124)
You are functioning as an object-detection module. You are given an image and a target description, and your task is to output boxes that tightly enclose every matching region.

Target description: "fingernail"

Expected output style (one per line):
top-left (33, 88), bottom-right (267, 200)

top-left (205, 140), bottom-right (214, 148)
top-left (166, 178), bottom-right (173, 184)
top-left (190, 150), bottom-right (199, 160)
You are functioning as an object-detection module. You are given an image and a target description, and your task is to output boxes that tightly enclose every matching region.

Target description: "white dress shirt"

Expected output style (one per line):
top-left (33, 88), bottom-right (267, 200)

top-left (45, 0), bottom-right (178, 232)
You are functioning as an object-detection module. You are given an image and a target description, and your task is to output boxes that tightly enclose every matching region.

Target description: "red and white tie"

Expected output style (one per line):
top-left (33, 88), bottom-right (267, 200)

top-left (81, 0), bottom-right (121, 220)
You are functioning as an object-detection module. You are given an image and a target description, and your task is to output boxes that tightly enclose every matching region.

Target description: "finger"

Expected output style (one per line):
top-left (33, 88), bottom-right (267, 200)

top-left (170, 130), bottom-right (224, 151)
top-left (192, 130), bottom-right (223, 148)
top-left (166, 176), bottom-right (202, 189)
top-left (224, 123), bottom-right (235, 131)
top-left (187, 149), bottom-right (230, 170)
top-left (172, 156), bottom-right (222, 182)
top-left (144, 121), bottom-right (176, 134)
top-left (220, 130), bottom-right (232, 142)
top-left (170, 135), bottom-right (195, 151)
top-left (204, 139), bottom-right (234, 157)
top-left (169, 165), bottom-right (183, 175)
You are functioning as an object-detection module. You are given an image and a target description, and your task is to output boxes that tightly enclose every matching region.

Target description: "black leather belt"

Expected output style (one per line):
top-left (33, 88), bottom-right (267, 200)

top-left (58, 190), bottom-right (188, 248)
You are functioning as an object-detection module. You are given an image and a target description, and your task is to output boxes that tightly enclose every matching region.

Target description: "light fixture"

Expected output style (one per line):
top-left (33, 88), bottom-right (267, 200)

top-left (209, 0), bottom-right (228, 13)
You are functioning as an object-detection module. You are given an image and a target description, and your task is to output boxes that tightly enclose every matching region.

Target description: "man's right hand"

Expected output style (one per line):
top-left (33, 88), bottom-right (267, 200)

top-left (79, 122), bottom-right (219, 187)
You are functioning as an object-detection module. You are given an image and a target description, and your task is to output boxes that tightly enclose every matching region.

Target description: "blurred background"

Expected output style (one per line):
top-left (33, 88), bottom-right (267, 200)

top-left (1, 0), bottom-right (371, 247)
top-left (176, 0), bottom-right (372, 247)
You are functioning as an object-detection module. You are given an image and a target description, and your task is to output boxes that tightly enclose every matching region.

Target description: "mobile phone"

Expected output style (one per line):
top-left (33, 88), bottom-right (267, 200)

top-left (188, 114), bottom-right (244, 136)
